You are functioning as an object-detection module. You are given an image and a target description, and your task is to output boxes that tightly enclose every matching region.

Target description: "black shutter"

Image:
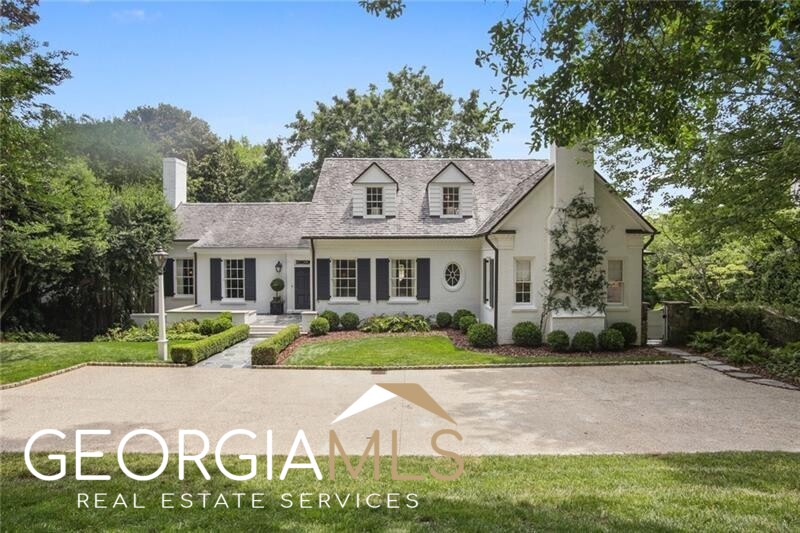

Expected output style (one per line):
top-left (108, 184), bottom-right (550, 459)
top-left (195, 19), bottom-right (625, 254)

top-left (416, 258), bottom-right (430, 300)
top-left (210, 258), bottom-right (222, 301)
top-left (244, 258), bottom-right (256, 301)
top-left (489, 258), bottom-right (495, 308)
top-left (164, 258), bottom-right (175, 297)
top-left (482, 259), bottom-right (488, 303)
top-left (317, 258), bottom-right (330, 300)
top-left (376, 258), bottom-right (390, 301)
top-left (357, 258), bottom-right (370, 301)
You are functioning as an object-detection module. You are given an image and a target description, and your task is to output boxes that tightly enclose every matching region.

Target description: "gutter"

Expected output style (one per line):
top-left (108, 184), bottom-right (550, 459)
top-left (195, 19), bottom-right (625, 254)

top-left (310, 238), bottom-right (316, 311)
top-left (484, 234), bottom-right (499, 329)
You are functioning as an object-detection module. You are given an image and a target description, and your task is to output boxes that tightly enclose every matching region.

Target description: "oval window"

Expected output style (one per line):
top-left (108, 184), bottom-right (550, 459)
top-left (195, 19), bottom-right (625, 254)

top-left (444, 263), bottom-right (461, 289)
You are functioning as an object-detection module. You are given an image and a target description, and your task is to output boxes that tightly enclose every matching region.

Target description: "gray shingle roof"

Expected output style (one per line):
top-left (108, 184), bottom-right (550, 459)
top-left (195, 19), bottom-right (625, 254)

top-left (303, 158), bottom-right (551, 238)
top-left (175, 203), bottom-right (311, 248)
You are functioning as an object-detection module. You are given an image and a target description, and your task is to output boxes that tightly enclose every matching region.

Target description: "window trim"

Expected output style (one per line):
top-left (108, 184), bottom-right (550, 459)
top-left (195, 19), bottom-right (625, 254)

top-left (513, 257), bottom-right (534, 307)
top-left (390, 258), bottom-right (417, 300)
top-left (442, 261), bottom-right (464, 292)
top-left (442, 186), bottom-right (460, 218)
top-left (365, 186), bottom-right (384, 218)
top-left (331, 258), bottom-right (358, 302)
top-left (174, 257), bottom-right (195, 299)
top-left (606, 258), bottom-right (624, 305)
top-left (222, 258), bottom-right (246, 302)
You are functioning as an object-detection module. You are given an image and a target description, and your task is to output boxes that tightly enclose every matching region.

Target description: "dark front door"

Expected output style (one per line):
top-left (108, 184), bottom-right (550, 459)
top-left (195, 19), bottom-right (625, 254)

top-left (294, 267), bottom-right (311, 310)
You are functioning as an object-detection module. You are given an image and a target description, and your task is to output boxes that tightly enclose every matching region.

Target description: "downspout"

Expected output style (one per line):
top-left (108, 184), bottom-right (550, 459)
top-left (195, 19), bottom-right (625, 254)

top-left (310, 238), bottom-right (316, 311)
top-left (193, 251), bottom-right (198, 306)
top-left (484, 234), bottom-right (499, 329)
top-left (642, 233), bottom-right (655, 346)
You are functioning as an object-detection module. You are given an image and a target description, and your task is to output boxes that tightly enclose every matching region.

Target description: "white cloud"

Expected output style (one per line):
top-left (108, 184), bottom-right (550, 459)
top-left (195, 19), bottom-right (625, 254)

top-left (112, 9), bottom-right (159, 23)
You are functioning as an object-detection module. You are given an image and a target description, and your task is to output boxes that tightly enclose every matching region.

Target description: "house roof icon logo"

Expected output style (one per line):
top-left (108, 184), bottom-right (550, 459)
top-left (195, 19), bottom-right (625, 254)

top-left (332, 383), bottom-right (456, 424)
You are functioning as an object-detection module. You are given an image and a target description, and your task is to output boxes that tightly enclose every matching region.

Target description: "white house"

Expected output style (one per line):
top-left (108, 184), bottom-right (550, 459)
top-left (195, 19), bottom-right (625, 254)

top-left (150, 147), bottom-right (655, 344)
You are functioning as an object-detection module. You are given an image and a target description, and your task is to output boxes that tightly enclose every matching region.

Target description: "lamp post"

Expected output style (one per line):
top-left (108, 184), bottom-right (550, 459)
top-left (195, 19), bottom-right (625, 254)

top-left (153, 247), bottom-right (169, 361)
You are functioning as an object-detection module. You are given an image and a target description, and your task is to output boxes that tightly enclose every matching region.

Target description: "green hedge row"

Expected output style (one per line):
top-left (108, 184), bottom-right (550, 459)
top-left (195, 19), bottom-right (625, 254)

top-left (251, 324), bottom-right (301, 366)
top-left (170, 324), bottom-right (250, 365)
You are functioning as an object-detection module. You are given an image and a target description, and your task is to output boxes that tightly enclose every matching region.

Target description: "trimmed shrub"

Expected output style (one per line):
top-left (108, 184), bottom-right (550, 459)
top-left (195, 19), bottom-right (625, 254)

top-left (512, 322), bottom-right (542, 347)
top-left (609, 322), bottom-right (637, 347)
top-left (468, 323), bottom-right (497, 348)
top-left (251, 324), bottom-right (301, 365)
top-left (309, 317), bottom-right (330, 336)
top-left (459, 315), bottom-right (478, 334)
top-left (571, 331), bottom-right (597, 352)
top-left (360, 314), bottom-right (431, 333)
top-left (320, 310), bottom-right (340, 330)
top-left (340, 312), bottom-right (360, 331)
top-left (199, 314), bottom-right (233, 336)
top-left (452, 309), bottom-right (475, 327)
top-left (546, 330), bottom-right (570, 352)
top-left (598, 328), bottom-right (625, 351)
top-left (170, 324), bottom-right (249, 365)
top-left (436, 312), bottom-right (453, 328)
top-left (168, 332), bottom-right (205, 341)
top-left (270, 278), bottom-right (285, 292)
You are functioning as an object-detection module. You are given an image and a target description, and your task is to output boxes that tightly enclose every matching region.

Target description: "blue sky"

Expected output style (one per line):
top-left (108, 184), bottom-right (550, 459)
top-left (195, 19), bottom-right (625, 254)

top-left (32, 1), bottom-right (546, 164)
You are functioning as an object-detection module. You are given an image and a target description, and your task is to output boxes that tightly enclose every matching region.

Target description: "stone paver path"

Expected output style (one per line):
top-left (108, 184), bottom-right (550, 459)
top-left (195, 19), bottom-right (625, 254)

top-left (196, 338), bottom-right (260, 368)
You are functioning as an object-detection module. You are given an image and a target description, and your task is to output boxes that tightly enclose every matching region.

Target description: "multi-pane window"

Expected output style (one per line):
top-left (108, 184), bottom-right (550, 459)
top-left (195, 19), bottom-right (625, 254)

top-left (333, 259), bottom-right (357, 298)
top-left (366, 187), bottom-right (383, 216)
top-left (176, 259), bottom-right (194, 296)
top-left (607, 259), bottom-right (624, 304)
top-left (224, 259), bottom-right (245, 299)
top-left (444, 263), bottom-right (461, 288)
top-left (392, 259), bottom-right (416, 298)
top-left (443, 187), bottom-right (460, 215)
top-left (515, 259), bottom-right (531, 304)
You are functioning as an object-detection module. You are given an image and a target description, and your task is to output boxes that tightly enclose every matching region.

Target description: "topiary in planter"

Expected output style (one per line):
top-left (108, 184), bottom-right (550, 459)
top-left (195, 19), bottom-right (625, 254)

top-left (546, 330), bottom-right (570, 352)
top-left (468, 323), bottom-right (497, 348)
top-left (610, 322), bottom-right (637, 347)
top-left (340, 312), bottom-right (360, 331)
top-left (436, 312), bottom-right (452, 328)
top-left (270, 278), bottom-right (285, 292)
top-left (459, 315), bottom-right (478, 334)
top-left (512, 321), bottom-right (542, 347)
top-left (598, 328), bottom-right (625, 351)
top-left (571, 330), bottom-right (597, 352)
top-left (320, 310), bottom-right (340, 330)
top-left (309, 317), bottom-right (330, 336)
top-left (453, 309), bottom-right (474, 327)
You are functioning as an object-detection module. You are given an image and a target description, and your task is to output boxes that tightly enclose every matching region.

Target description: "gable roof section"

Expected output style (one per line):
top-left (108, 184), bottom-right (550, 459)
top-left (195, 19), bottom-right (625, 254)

top-left (427, 161), bottom-right (475, 184)
top-left (351, 162), bottom-right (398, 186)
top-left (175, 202), bottom-right (311, 248)
top-left (303, 158), bottom-right (550, 238)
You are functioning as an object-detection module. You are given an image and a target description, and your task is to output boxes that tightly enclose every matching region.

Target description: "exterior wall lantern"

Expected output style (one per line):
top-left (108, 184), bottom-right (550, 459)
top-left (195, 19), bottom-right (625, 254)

top-left (275, 261), bottom-right (283, 273)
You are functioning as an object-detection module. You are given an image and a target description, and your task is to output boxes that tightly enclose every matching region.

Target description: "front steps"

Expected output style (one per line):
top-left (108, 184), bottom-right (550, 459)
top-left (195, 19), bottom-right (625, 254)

top-left (248, 325), bottom-right (283, 338)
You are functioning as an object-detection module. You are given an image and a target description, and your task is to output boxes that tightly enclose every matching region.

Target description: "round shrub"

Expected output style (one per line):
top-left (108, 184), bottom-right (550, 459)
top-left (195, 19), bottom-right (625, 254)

top-left (610, 322), bottom-right (637, 347)
top-left (320, 310), bottom-right (340, 330)
top-left (546, 330), bottom-right (570, 352)
top-left (571, 331), bottom-right (597, 352)
top-left (453, 309), bottom-right (475, 327)
top-left (436, 312), bottom-right (453, 328)
top-left (598, 328), bottom-right (625, 351)
top-left (459, 315), bottom-right (478, 334)
top-left (512, 321), bottom-right (542, 347)
top-left (468, 323), bottom-right (497, 348)
top-left (309, 317), bottom-right (330, 336)
top-left (340, 312), bottom-right (360, 331)
top-left (270, 277), bottom-right (285, 292)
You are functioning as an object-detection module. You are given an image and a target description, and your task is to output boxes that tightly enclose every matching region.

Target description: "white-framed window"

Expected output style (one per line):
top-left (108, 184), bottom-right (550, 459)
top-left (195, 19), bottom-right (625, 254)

top-left (392, 259), bottom-right (416, 298)
top-left (443, 186), bottom-right (460, 216)
top-left (607, 259), bottom-right (624, 304)
top-left (443, 262), bottom-right (462, 290)
top-left (224, 259), bottom-right (245, 300)
top-left (176, 258), bottom-right (194, 296)
top-left (515, 259), bottom-right (532, 304)
top-left (366, 187), bottom-right (383, 216)
top-left (333, 259), bottom-right (357, 299)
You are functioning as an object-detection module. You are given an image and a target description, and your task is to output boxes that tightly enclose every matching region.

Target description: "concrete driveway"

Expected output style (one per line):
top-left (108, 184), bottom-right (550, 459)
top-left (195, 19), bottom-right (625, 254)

top-left (1, 363), bottom-right (798, 455)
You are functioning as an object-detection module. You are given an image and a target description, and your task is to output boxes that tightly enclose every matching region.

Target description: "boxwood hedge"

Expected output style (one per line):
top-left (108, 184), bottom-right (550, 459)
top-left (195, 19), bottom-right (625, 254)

top-left (170, 324), bottom-right (250, 365)
top-left (251, 324), bottom-right (301, 366)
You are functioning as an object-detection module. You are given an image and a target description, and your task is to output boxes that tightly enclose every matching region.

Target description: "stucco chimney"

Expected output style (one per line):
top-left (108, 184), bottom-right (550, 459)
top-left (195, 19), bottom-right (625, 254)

top-left (162, 157), bottom-right (187, 209)
top-left (550, 144), bottom-right (594, 208)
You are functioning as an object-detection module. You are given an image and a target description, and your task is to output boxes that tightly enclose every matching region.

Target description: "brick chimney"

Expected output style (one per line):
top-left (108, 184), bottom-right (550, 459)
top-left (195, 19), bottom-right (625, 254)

top-left (162, 157), bottom-right (187, 209)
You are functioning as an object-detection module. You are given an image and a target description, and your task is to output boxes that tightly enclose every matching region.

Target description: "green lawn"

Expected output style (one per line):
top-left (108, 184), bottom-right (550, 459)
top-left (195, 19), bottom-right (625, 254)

top-left (2, 452), bottom-right (797, 531)
top-left (284, 335), bottom-right (676, 367)
top-left (0, 342), bottom-right (181, 384)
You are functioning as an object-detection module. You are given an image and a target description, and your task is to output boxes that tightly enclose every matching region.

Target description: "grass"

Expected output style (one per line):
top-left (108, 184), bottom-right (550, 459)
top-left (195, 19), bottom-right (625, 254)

top-left (1, 452), bottom-right (797, 531)
top-left (283, 335), bottom-right (675, 367)
top-left (0, 342), bottom-right (187, 384)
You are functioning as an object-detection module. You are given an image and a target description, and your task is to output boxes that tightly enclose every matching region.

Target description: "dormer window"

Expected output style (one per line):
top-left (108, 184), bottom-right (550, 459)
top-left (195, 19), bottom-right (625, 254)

top-left (366, 187), bottom-right (383, 216)
top-left (443, 186), bottom-right (460, 216)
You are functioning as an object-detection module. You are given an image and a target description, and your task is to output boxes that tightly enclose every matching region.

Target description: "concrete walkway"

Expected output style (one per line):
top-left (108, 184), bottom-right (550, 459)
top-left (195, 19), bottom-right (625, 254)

top-left (2, 363), bottom-right (798, 456)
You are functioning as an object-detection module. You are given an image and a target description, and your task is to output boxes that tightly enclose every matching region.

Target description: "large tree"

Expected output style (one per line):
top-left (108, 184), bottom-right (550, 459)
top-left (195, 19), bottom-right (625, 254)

top-left (364, 1), bottom-right (800, 240)
top-left (286, 66), bottom-right (506, 195)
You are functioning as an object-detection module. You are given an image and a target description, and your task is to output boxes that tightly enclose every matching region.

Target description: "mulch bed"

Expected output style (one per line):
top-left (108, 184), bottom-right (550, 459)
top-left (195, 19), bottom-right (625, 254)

top-left (275, 328), bottom-right (670, 365)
